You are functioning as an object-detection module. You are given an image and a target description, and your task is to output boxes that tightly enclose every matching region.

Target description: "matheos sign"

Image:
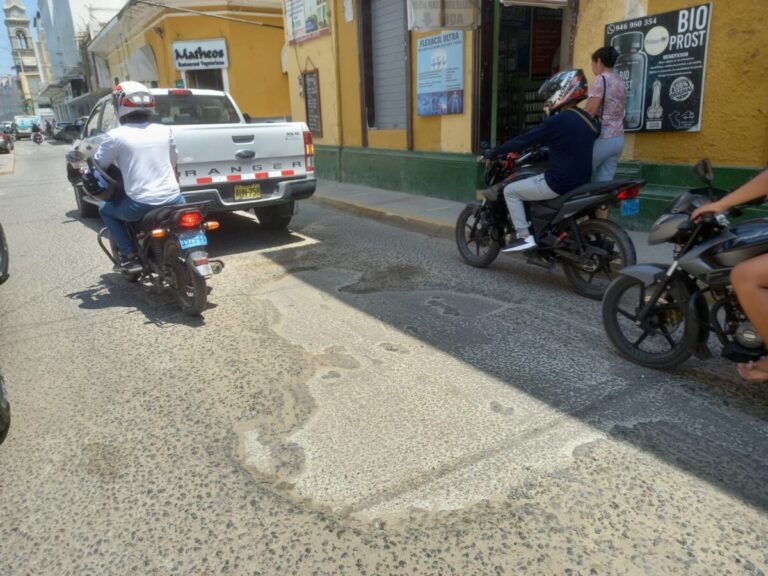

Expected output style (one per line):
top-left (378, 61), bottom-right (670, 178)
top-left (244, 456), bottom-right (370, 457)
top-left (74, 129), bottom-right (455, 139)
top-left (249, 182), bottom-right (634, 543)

top-left (173, 39), bottom-right (229, 70)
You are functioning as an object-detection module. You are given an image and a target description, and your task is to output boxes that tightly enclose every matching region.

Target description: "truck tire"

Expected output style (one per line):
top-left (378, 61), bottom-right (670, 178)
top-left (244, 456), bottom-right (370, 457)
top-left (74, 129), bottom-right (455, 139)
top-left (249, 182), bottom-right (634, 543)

top-left (255, 205), bottom-right (292, 230)
top-left (74, 184), bottom-right (99, 218)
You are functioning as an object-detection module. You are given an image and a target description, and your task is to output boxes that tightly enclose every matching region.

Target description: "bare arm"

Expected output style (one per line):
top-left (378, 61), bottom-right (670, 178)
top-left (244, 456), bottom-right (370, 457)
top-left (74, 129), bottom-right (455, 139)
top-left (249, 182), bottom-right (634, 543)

top-left (584, 96), bottom-right (602, 117)
top-left (692, 169), bottom-right (768, 220)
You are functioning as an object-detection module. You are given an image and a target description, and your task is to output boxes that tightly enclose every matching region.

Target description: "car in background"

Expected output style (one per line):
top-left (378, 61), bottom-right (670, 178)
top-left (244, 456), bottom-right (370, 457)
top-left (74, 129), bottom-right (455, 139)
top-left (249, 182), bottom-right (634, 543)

top-left (0, 122), bottom-right (16, 154)
top-left (53, 122), bottom-right (82, 142)
top-left (13, 115), bottom-right (38, 139)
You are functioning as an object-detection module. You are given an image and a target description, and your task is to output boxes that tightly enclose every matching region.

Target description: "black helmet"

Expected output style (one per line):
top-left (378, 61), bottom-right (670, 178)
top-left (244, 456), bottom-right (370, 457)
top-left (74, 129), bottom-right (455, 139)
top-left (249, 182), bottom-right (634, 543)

top-left (81, 159), bottom-right (124, 202)
top-left (538, 69), bottom-right (589, 114)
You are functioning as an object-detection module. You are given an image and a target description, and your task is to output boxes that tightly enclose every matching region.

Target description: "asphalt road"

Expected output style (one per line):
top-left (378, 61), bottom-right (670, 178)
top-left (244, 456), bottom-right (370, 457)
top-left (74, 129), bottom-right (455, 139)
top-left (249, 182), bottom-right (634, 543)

top-left (1, 140), bottom-right (767, 575)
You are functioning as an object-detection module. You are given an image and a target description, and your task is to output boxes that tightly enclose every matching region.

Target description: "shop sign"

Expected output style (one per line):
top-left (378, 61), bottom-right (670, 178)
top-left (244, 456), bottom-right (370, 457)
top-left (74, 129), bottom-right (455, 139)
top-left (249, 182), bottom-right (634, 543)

top-left (173, 39), bottom-right (228, 70)
top-left (302, 70), bottom-right (322, 136)
top-left (604, 3), bottom-right (711, 132)
top-left (407, 0), bottom-right (480, 31)
top-left (286, 0), bottom-right (332, 45)
top-left (416, 30), bottom-right (464, 116)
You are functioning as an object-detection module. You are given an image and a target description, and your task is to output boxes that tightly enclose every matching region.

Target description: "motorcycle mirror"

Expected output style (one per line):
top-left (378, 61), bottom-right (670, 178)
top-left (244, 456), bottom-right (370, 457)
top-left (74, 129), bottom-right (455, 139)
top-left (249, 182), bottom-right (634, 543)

top-left (693, 159), bottom-right (714, 184)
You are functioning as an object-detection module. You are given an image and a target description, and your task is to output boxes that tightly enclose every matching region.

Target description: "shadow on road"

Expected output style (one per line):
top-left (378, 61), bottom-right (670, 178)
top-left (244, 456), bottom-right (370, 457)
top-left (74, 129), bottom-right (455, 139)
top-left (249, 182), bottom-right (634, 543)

top-left (66, 273), bottom-right (210, 327)
top-left (259, 209), bottom-right (768, 513)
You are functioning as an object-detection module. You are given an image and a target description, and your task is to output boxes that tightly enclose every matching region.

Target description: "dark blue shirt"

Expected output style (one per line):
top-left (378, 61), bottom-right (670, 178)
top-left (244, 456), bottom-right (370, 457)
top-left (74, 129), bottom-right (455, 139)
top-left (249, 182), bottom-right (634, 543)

top-left (492, 108), bottom-right (595, 194)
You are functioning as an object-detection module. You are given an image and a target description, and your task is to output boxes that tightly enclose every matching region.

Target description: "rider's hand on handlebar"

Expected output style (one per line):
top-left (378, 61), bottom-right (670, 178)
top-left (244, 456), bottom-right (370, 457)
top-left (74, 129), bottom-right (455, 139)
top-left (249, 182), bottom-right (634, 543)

top-left (691, 201), bottom-right (725, 221)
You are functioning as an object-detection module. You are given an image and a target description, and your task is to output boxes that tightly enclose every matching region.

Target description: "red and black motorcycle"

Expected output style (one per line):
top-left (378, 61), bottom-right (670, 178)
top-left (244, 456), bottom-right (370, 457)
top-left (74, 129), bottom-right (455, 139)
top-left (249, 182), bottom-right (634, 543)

top-left (455, 147), bottom-right (645, 299)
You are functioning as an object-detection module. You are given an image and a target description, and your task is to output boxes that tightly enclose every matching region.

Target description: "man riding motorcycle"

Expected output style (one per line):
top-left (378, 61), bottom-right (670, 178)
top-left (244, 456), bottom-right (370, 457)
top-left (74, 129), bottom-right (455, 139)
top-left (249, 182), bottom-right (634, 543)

top-left (83, 81), bottom-right (184, 270)
top-left (483, 69), bottom-right (598, 252)
top-left (692, 168), bottom-right (768, 381)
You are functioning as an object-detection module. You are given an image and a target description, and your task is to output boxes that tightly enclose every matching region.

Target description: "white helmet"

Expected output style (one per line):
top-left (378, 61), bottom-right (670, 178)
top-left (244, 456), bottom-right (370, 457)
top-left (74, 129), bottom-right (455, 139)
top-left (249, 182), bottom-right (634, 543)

top-left (112, 81), bottom-right (155, 120)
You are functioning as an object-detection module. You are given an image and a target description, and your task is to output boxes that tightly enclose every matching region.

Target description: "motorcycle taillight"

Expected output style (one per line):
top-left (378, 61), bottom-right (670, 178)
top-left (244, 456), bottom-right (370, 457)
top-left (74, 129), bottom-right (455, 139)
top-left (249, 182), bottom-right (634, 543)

top-left (178, 211), bottom-right (203, 228)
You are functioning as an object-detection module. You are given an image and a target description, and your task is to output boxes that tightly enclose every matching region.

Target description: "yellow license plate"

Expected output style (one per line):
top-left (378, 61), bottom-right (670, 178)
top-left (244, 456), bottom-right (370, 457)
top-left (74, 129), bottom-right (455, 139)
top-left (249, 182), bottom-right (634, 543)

top-left (234, 183), bottom-right (262, 200)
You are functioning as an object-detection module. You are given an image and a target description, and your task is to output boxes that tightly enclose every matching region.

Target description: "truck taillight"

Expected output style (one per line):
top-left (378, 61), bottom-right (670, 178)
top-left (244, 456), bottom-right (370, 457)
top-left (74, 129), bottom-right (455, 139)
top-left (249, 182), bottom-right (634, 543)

top-left (304, 131), bottom-right (314, 172)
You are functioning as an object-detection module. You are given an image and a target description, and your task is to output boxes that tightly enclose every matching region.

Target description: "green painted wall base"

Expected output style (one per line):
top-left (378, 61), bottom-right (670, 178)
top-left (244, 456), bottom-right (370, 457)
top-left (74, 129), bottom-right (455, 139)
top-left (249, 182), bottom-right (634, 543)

top-left (316, 145), bottom-right (765, 229)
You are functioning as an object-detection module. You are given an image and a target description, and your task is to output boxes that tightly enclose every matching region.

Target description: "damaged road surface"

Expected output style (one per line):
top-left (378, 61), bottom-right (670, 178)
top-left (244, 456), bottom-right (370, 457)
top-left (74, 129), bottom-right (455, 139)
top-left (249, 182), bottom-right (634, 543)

top-left (1, 143), bottom-right (768, 575)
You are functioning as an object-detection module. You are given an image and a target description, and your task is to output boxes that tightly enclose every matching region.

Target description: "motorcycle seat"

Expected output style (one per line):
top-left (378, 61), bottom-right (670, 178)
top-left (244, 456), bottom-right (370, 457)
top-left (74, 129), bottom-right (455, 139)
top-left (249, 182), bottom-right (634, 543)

top-left (535, 179), bottom-right (637, 209)
top-left (140, 206), bottom-right (177, 230)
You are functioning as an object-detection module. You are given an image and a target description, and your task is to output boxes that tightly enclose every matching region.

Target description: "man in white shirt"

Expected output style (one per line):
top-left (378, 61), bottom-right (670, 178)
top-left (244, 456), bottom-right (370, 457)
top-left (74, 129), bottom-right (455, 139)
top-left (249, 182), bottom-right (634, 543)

top-left (93, 81), bottom-right (184, 268)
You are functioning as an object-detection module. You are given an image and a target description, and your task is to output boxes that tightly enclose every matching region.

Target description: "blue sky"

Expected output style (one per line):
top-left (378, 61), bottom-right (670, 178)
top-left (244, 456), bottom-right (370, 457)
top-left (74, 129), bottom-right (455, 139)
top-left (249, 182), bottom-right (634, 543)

top-left (0, 0), bottom-right (39, 76)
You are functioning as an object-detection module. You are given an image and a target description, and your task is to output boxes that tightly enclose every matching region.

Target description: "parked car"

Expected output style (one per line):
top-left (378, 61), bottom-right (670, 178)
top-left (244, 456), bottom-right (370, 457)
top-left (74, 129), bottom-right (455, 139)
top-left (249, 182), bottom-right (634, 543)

top-left (0, 129), bottom-right (13, 153)
top-left (66, 88), bottom-right (316, 227)
top-left (53, 122), bottom-right (82, 142)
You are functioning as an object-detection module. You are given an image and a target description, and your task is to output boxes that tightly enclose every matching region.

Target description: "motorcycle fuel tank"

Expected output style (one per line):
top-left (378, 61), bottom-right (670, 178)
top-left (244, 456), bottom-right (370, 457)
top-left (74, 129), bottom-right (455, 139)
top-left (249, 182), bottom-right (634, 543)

top-left (710, 218), bottom-right (768, 268)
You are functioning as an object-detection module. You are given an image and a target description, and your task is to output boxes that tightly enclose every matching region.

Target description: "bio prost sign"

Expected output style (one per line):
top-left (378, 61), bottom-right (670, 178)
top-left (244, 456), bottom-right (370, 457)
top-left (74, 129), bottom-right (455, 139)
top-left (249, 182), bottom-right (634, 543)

top-left (605, 3), bottom-right (711, 132)
top-left (173, 39), bottom-right (228, 70)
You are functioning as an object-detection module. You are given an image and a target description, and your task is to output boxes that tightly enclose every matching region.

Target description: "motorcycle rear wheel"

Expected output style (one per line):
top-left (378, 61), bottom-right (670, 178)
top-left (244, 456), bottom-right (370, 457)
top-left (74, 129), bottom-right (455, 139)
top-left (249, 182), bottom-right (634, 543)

top-left (602, 274), bottom-right (696, 369)
top-left (562, 219), bottom-right (636, 300)
top-left (456, 204), bottom-right (501, 268)
top-left (165, 244), bottom-right (207, 316)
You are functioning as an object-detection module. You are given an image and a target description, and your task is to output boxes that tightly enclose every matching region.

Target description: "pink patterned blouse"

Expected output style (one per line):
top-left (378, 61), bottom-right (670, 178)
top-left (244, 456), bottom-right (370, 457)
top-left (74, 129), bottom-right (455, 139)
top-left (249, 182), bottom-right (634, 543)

top-left (588, 72), bottom-right (627, 139)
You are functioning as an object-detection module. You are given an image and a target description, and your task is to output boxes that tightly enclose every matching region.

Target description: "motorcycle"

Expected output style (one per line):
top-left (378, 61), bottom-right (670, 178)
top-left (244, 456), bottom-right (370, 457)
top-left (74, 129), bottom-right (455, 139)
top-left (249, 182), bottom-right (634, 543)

top-left (456, 148), bottom-right (644, 299)
top-left (0, 221), bottom-right (9, 444)
top-left (32, 131), bottom-right (43, 145)
top-left (602, 159), bottom-right (767, 369)
top-left (84, 158), bottom-right (224, 316)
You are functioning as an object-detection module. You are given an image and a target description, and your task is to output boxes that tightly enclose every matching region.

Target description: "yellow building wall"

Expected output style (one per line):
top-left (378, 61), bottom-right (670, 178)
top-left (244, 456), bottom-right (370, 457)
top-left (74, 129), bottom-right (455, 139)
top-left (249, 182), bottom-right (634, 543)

top-left (102, 6), bottom-right (289, 118)
top-left (411, 29), bottom-right (474, 154)
top-left (283, 1), bottom-right (475, 153)
top-left (574, 0), bottom-right (768, 167)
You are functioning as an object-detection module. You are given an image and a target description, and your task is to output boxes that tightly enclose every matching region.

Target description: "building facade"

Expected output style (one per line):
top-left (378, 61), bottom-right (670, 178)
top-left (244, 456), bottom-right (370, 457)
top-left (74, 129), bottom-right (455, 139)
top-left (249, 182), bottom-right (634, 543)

top-left (3, 0), bottom-right (42, 114)
top-left (33, 0), bottom-right (123, 121)
top-left (87, 0), bottom-right (290, 121)
top-left (282, 0), bottom-right (767, 225)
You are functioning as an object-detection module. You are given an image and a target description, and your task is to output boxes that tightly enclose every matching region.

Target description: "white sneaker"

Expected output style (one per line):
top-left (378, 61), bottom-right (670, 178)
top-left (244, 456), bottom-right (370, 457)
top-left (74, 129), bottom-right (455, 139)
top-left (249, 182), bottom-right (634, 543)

top-left (501, 236), bottom-right (537, 253)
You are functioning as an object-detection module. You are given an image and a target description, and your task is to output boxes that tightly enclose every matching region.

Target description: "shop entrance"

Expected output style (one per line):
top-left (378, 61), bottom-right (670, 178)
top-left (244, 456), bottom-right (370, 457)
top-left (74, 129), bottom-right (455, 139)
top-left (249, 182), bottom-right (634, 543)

top-left (185, 69), bottom-right (225, 91)
top-left (474, 1), bottom-right (570, 151)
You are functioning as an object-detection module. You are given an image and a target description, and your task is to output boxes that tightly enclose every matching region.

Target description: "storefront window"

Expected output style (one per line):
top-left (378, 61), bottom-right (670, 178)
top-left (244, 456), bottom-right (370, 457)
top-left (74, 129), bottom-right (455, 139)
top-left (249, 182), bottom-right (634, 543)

top-left (185, 69), bottom-right (224, 91)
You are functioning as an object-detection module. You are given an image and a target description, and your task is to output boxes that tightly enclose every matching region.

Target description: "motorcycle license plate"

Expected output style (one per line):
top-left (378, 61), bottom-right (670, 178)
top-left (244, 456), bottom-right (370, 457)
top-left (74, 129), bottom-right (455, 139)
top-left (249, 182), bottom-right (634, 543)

top-left (621, 198), bottom-right (640, 217)
top-left (179, 231), bottom-right (208, 250)
top-left (234, 183), bottom-right (261, 200)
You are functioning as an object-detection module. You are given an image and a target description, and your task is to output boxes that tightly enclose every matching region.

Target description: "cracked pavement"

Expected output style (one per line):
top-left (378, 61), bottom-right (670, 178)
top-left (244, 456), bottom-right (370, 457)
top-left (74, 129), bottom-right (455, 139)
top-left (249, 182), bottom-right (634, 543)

top-left (1, 141), bottom-right (767, 575)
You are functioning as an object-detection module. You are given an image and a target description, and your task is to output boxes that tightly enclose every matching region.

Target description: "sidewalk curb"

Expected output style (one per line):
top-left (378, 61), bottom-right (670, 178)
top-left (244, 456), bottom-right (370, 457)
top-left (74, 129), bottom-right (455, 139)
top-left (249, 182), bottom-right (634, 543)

top-left (311, 195), bottom-right (456, 239)
top-left (0, 152), bottom-right (15, 176)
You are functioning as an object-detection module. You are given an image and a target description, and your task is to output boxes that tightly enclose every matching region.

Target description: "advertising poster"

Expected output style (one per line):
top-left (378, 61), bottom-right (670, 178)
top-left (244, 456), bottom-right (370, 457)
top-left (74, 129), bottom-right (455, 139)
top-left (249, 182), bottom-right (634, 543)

top-left (605, 3), bottom-right (711, 132)
top-left (530, 10), bottom-right (562, 76)
top-left (285, 0), bottom-right (331, 45)
top-left (416, 30), bottom-right (464, 117)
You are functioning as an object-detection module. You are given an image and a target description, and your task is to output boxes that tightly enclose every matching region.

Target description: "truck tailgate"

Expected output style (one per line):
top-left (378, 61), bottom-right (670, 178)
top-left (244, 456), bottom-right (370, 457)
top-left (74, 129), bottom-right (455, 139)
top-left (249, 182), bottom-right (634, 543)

top-left (173, 123), bottom-right (310, 188)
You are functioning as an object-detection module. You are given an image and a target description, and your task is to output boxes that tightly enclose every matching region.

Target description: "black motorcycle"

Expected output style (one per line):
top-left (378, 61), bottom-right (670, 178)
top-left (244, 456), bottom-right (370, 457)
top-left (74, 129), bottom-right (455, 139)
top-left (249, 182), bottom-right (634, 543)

top-left (84, 158), bottom-right (224, 316)
top-left (32, 131), bottom-right (43, 145)
top-left (0, 221), bottom-right (9, 444)
top-left (602, 159), bottom-right (767, 369)
top-left (456, 148), bottom-right (644, 299)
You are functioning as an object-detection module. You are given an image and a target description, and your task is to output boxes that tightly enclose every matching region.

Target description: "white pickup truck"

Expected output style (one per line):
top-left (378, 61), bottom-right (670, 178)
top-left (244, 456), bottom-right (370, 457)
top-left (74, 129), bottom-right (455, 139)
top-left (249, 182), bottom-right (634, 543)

top-left (66, 88), bottom-right (316, 229)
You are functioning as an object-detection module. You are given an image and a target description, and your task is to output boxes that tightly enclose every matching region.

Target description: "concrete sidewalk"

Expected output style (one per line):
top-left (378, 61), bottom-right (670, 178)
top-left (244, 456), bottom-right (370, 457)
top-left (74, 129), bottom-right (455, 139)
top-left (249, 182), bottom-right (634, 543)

top-left (311, 179), bottom-right (675, 262)
top-left (0, 151), bottom-right (14, 176)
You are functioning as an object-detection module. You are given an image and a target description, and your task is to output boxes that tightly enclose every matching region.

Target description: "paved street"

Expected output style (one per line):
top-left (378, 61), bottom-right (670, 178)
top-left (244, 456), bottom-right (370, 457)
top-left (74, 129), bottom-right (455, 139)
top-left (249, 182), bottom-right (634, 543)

top-left (1, 140), bottom-right (767, 575)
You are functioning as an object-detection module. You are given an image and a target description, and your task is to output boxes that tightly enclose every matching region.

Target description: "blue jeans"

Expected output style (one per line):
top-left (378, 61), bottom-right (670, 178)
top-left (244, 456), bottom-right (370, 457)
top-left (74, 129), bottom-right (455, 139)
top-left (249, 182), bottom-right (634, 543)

top-left (99, 194), bottom-right (185, 255)
top-left (593, 135), bottom-right (625, 182)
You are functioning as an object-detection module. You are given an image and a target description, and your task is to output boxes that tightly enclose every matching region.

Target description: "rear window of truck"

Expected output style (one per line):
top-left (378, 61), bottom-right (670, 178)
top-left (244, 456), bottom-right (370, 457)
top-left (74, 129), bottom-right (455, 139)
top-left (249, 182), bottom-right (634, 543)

top-left (154, 94), bottom-right (240, 125)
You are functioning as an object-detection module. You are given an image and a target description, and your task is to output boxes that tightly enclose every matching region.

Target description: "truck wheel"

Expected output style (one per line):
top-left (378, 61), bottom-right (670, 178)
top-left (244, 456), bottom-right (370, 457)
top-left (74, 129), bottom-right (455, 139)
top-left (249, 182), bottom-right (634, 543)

top-left (255, 206), bottom-right (292, 230)
top-left (74, 184), bottom-right (98, 218)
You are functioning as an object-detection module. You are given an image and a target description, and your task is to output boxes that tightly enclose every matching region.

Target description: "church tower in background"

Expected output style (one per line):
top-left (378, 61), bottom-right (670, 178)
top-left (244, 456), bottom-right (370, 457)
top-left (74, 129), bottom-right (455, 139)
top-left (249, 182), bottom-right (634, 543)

top-left (4, 0), bottom-right (41, 114)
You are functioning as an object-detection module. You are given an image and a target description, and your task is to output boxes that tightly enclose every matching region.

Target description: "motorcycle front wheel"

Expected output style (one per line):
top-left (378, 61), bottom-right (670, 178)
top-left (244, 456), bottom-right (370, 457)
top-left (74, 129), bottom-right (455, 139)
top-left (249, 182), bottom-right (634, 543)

top-left (455, 203), bottom-right (501, 268)
top-left (165, 244), bottom-right (207, 316)
top-left (562, 219), bottom-right (636, 300)
top-left (602, 274), bottom-right (697, 369)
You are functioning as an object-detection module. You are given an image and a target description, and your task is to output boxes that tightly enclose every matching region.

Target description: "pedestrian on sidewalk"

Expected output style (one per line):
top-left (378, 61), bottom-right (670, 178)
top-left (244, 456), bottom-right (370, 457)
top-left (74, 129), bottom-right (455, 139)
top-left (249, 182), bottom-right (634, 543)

top-left (584, 46), bottom-right (626, 182)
